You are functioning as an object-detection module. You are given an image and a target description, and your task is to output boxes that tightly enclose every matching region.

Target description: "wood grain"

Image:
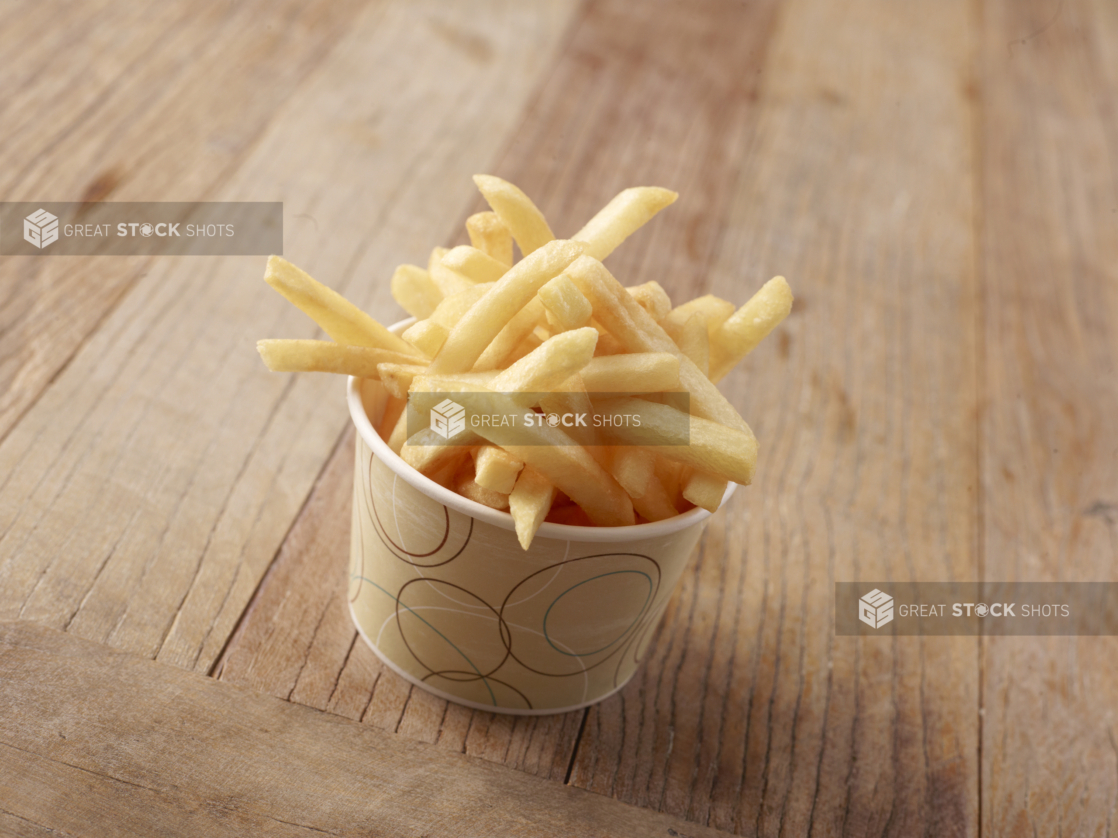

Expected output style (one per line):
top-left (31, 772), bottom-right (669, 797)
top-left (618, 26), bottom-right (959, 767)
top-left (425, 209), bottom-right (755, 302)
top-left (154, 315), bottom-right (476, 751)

top-left (453, 0), bottom-right (784, 298)
top-left (568, 0), bottom-right (981, 833)
top-left (978, 0), bottom-right (1118, 834)
top-left (0, 620), bottom-right (736, 838)
top-left (215, 426), bottom-right (585, 779)
top-left (0, 0), bottom-right (368, 442)
top-left (0, 0), bottom-right (580, 672)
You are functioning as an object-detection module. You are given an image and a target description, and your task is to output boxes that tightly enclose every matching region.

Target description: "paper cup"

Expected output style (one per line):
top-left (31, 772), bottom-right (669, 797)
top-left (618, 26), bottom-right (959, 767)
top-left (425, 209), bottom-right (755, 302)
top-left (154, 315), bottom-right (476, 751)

top-left (347, 320), bottom-right (736, 715)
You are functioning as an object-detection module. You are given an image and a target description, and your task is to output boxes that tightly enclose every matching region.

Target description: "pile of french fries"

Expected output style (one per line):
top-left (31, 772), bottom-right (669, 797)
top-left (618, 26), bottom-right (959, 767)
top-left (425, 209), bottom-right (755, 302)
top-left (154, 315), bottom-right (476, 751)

top-left (258, 175), bottom-right (792, 548)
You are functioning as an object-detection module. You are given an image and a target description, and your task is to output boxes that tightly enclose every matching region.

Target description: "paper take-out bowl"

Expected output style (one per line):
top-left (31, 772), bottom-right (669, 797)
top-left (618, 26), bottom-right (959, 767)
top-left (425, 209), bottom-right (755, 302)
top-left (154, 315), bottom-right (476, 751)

top-left (346, 319), bottom-right (736, 715)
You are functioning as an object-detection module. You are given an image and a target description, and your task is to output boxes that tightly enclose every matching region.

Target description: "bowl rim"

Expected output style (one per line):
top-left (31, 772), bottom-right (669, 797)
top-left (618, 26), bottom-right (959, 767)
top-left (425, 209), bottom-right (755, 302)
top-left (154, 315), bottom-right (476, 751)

top-left (345, 319), bottom-right (737, 543)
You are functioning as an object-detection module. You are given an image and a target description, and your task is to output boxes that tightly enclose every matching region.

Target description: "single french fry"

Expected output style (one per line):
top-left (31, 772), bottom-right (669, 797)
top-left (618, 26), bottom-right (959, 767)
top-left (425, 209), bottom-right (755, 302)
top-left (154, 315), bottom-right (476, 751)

top-left (593, 333), bottom-right (626, 356)
top-left (466, 211), bottom-right (513, 266)
top-left (257, 340), bottom-right (418, 377)
top-left (264, 256), bottom-right (419, 356)
top-left (430, 239), bottom-right (585, 373)
top-left (631, 466), bottom-right (681, 522)
top-left (489, 327), bottom-right (598, 399)
top-left (386, 405), bottom-right (410, 454)
top-left (428, 284), bottom-right (490, 329)
top-left (675, 313), bottom-right (710, 377)
top-left (626, 281), bottom-right (672, 322)
top-left (427, 447), bottom-right (472, 490)
top-left (375, 363), bottom-right (428, 400)
top-left (429, 259), bottom-right (477, 298)
top-left (441, 245), bottom-right (509, 284)
top-left (538, 273), bottom-right (593, 331)
top-left (472, 445), bottom-right (524, 495)
top-left (656, 457), bottom-right (686, 508)
top-left (378, 395), bottom-right (407, 443)
top-left (662, 294), bottom-right (735, 337)
top-left (473, 174), bottom-right (555, 256)
top-left (509, 466), bottom-right (556, 549)
top-left (428, 246), bottom-right (449, 273)
top-left (407, 372), bottom-right (497, 395)
top-left (538, 377), bottom-right (612, 471)
top-left (571, 187), bottom-right (678, 261)
top-left (709, 276), bottom-right (794, 382)
top-left (681, 468), bottom-right (729, 513)
top-left (405, 376), bottom-right (493, 431)
top-left (594, 396), bottom-right (757, 485)
top-left (610, 446), bottom-right (656, 499)
top-left (544, 309), bottom-right (563, 335)
top-left (473, 297), bottom-right (546, 372)
top-left (401, 427), bottom-right (481, 476)
top-left (401, 319), bottom-right (448, 358)
top-left (566, 255), bottom-right (750, 433)
top-left (390, 264), bottom-right (441, 320)
top-left (505, 332), bottom-right (543, 366)
top-left (579, 353), bottom-right (680, 393)
top-left (455, 469), bottom-right (510, 510)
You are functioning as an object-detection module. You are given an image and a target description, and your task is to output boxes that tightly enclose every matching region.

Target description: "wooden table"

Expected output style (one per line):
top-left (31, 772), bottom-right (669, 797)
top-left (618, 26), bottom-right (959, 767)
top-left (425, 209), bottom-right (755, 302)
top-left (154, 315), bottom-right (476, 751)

top-left (2, 0), bottom-right (1115, 834)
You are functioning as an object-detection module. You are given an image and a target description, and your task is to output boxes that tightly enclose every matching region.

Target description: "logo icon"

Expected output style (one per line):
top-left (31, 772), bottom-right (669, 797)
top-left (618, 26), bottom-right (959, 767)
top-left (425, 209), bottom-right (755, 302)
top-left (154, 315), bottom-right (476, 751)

top-left (430, 398), bottom-right (466, 440)
top-left (24, 209), bottom-right (59, 249)
top-left (858, 588), bottom-right (894, 629)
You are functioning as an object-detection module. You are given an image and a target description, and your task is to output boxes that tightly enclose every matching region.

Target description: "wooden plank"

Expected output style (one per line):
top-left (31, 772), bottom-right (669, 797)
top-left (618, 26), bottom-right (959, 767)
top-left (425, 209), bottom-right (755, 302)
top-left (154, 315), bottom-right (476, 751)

top-left (452, 0), bottom-right (783, 298)
top-left (0, 0), bottom-right (369, 441)
top-left (215, 426), bottom-right (584, 779)
top-left (978, 0), bottom-right (1118, 834)
top-left (568, 0), bottom-right (981, 833)
top-left (0, 620), bottom-right (736, 838)
top-left (214, 0), bottom-right (785, 777)
top-left (0, 0), bottom-right (580, 672)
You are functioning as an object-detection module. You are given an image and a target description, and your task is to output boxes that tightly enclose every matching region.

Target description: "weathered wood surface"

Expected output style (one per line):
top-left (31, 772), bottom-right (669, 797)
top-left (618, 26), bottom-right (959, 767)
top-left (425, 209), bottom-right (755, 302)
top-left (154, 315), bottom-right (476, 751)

top-left (0, 620), bottom-right (735, 838)
top-left (2, 0), bottom-right (1116, 834)
top-left (567, 0), bottom-right (981, 833)
top-left (979, 0), bottom-right (1118, 834)
top-left (216, 425), bottom-right (586, 779)
top-left (0, 0), bottom-right (579, 673)
top-left (0, 0), bottom-right (368, 440)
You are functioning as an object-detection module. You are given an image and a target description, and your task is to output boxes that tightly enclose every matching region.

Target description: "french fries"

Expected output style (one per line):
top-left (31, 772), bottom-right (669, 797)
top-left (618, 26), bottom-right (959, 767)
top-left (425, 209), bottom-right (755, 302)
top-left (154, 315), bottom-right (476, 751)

top-left (674, 313), bottom-right (710, 377)
top-left (428, 239), bottom-right (584, 373)
top-left (682, 469), bottom-right (730, 514)
top-left (708, 276), bottom-right (794, 382)
top-left (509, 467), bottom-right (555, 550)
top-left (257, 340), bottom-right (417, 377)
top-left (593, 396), bottom-right (758, 486)
top-left (466, 211), bottom-right (513, 266)
top-left (626, 280), bottom-right (672, 322)
top-left (441, 245), bottom-right (510, 284)
top-left (265, 256), bottom-right (420, 356)
top-left (538, 273), bottom-right (592, 331)
top-left (390, 264), bottom-right (441, 320)
top-left (473, 174), bottom-right (555, 257)
top-left (571, 187), bottom-right (678, 261)
top-left (662, 294), bottom-right (735, 337)
top-left (400, 319), bottom-right (447, 358)
top-left (472, 445), bottom-right (524, 495)
top-left (565, 254), bottom-right (754, 433)
top-left (488, 327), bottom-right (598, 398)
top-left (259, 175), bottom-right (792, 548)
top-left (579, 353), bottom-right (679, 393)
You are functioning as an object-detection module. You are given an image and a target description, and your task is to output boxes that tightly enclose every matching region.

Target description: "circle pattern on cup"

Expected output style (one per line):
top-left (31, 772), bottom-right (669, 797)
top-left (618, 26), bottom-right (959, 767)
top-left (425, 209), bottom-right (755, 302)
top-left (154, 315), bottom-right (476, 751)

top-left (349, 435), bottom-right (706, 712)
